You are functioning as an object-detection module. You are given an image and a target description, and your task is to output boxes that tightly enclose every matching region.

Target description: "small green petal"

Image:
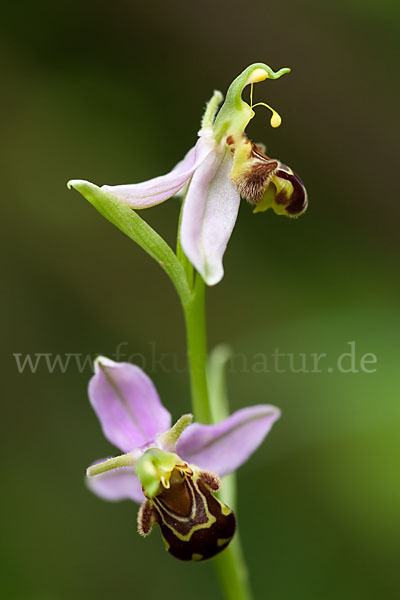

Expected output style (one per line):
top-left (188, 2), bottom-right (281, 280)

top-left (157, 414), bottom-right (193, 451)
top-left (86, 451), bottom-right (139, 477)
top-left (201, 90), bottom-right (224, 130)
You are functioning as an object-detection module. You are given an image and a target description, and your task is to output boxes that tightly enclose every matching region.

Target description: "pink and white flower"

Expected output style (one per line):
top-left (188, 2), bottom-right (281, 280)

top-left (70, 63), bottom-right (307, 285)
top-left (86, 356), bottom-right (280, 504)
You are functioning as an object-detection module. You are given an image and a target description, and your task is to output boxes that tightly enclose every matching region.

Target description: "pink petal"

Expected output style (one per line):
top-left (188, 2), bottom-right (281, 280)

top-left (180, 149), bottom-right (240, 286)
top-left (176, 405), bottom-right (281, 476)
top-left (88, 357), bottom-right (171, 453)
top-left (101, 137), bottom-right (212, 208)
top-left (87, 466), bottom-right (144, 503)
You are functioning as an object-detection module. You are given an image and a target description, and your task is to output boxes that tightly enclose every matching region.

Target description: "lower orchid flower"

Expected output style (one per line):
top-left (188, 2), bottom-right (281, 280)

top-left (86, 356), bottom-right (280, 561)
top-left (69, 62), bottom-right (307, 286)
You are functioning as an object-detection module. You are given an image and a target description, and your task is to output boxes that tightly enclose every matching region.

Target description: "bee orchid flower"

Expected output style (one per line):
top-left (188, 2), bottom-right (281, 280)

top-left (69, 63), bottom-right (307, 286)
top-left (86, 356), bottom-right (280, 561)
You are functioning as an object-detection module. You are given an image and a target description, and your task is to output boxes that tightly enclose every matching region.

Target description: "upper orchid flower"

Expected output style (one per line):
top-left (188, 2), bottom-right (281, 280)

top-left (69, 63), bottom-right (307, 286)
top-left (86, 356), bottom-right (280, 561)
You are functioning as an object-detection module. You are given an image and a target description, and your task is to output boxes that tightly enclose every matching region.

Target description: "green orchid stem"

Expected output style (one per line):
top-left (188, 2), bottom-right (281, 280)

top-left (183, 273), bottom-right (212, 425)
top-left (207, 346), bottom-right (253, 600)
top-left (186, 288), bottom-right (253, 600)
top-left (175, 191), bottom-right (253, 599)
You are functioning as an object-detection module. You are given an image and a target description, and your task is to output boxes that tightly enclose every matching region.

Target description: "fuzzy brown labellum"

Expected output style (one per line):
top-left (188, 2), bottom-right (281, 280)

top-left (138, 465), bottom-right (236, 561)
top-left (232, 143), bottom-right (279, 205)
top-left (230, 140), bottom-right (307, 217)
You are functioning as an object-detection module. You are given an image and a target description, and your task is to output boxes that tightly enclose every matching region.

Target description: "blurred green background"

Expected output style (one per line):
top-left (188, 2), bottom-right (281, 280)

top-left (2, 1), bottom-right (400, 598)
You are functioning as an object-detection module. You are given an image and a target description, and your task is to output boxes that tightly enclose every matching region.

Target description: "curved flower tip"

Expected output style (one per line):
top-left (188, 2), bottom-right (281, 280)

top-left (213, 62), bottom-right (291, 140)
top-left (176, 404), bottom-right (281, 477)
top-left (67, 178), bottom-right (89, 191)
top-left (67, 179), bottom-right (110, 213)
top-left (88, 356), bottom-right (171, 453)
top-left (67, 178), bottom-right (98, 196)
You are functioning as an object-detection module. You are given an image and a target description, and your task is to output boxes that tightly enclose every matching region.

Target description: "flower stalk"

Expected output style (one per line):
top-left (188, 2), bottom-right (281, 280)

top-left (183, 273), bottom-right (212, 425)
top-left (179, 231), bottom-right (252, 597)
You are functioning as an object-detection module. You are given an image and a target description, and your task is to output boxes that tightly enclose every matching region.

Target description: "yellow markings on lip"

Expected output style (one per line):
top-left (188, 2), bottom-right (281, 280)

top-left (217, 537), bottom-right (232, 547)
top-left (191, 553), bottom-right (203, 561)
top-left (272, 174), bottom-right (294, 198)
top-left (160, 532), bottom-right (170, 551)
top-left (221, 504), bottom-right (232, 517)
top-left (155, 496), bottom-right (217, 542)
top-left (161, 476), bottom-right (170, 489)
